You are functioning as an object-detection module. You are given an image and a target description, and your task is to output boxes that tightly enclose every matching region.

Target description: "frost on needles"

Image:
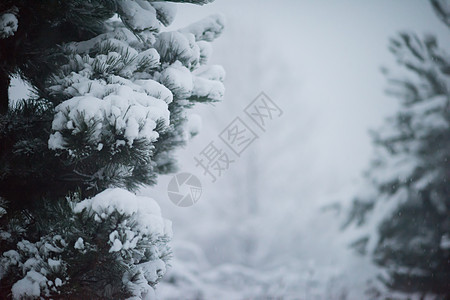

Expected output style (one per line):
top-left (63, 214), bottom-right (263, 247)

top-left (0, 0), bottom-right (224, 299)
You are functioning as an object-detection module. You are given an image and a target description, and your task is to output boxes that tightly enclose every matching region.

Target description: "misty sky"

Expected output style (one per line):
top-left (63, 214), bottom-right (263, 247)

top-left (166, 0), bottom-right (449, 191)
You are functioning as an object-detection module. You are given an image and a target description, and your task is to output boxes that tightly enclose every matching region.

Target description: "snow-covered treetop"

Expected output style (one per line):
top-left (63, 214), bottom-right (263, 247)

top-left (48, 3), bottom-right (225, 149)
top-left (43, 1), bottom-right (225, 191)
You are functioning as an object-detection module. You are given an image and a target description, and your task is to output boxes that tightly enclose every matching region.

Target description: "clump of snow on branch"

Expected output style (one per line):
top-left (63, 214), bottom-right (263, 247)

top-left (1, 236), bottom-right (67, 299)
top-left (74, 188), bottom-right (173, 239)
top-left (48, 88), bottom-right (170, 149)
top-left (1, 188), bottom-right (172, 299)
top-left (0, 9), bottom-right (18, 39)
top-left (75, 188), bottom-right (172, 299)
top-left (180, 13), bottom-right (225, 42)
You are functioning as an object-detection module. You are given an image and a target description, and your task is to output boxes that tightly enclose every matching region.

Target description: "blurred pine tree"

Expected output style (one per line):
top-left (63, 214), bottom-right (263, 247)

top-left (345, 0), bottom-right (450, 298)
top-left (0, 0), bottom-right (224, 298)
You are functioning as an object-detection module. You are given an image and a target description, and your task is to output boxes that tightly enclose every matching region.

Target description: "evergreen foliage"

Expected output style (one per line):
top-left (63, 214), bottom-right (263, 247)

top-left (344, 1), bottom-right (450, 298)
top-left (0, 0), bottom-right (224, 298)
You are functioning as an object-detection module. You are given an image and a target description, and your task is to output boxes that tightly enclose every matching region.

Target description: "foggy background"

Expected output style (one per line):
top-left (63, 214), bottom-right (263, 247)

top-left (149, 1), bottom-right (447, 299)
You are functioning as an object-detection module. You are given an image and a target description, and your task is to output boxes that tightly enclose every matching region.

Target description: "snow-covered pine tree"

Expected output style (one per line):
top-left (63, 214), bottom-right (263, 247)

top-left (0, 1), bottom-right (224, 298)
top-left (344, 0), bottom-right (450, 298)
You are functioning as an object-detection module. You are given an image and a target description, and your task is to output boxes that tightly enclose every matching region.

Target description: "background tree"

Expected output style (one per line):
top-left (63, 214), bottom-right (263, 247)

top-left (344, 0), bottom-right (450, 298)
top-left (0, 0), bottom-right (224, 298)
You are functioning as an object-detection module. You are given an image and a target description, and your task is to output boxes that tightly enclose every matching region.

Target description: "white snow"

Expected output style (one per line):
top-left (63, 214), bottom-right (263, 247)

top-left (47, 259), bottom-right (61, 272)
top-left (160, 61), bottom-right (194, 99)
top-left (0, 12), bottom-right (18, 39)
top-left (117, 0), bottom-right (159, 32)
top-left (54, 278), bottom-right (62, 287)
top-left (48, 23), bottom-right (192, 152)
top-left (122, 259), bottom-right (166, 300)
top-left (157, 241), bottom-right (355, 300)
top-left (192, 76), bottom-right (225, 101)
top-left (191, 65), bottom-right (225, 100)
top-left (180, 14), bottom-right (225, 42)
top-left (49, 83), bottom-right (170, 149)
top-left (17, 240), bottom-right (38, 256)
top-left (371, 154), bottom-right (417, 185)
top-left (74, 237), bottom-right (85, 250)
top-left (155, 31), bottom-right (200, 68)
top-left (110, 239), bottom-right (123, 253)
top-left (197, 41), bottom-right (213, 64)
top-left (134, 79), bottom-right (173, 104)
top-left (151, 2), bottom-right (177, 26)
top-left (2, 250), bottom-right (20, 265)
top-left (11, 271), bottom-right (48, 299)
top-left (408, 95), bottom-right (449, 138)
top-left (47, 8), bottom-right (227, 164)
top-left (138, 259), bottom-right (166, 283)
top-left (440, 234), bottom-right (450, 250)
top-left (72, 189), bottom-right (172, 298)
top-left (66, 28), bottom-right (139, 56)
top-left (193, 65), bottom-right (226, 81)
top-left (22, 258), bottom-right (39, 273)
top-left (74, 188), bottom-right (172, 238)
top-left (124, 279), bottom-right (156, 300)
top-left (135, 48), bottom-right (160, 72)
